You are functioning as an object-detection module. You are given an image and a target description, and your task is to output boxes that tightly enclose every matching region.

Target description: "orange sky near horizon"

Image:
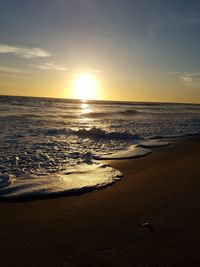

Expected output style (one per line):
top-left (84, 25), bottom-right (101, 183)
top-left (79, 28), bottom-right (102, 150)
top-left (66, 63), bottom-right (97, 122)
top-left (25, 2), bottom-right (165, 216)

top-left (0, 69), bottom-right (199, 104)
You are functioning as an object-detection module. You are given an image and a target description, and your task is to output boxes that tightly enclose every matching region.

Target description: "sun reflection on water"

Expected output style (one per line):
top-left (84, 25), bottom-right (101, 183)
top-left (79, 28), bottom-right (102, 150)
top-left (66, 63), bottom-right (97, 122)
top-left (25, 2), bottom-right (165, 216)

top-left (78, 101), bottom-right (94, 128)
top-left (81, 102), bottom-right (92, 115)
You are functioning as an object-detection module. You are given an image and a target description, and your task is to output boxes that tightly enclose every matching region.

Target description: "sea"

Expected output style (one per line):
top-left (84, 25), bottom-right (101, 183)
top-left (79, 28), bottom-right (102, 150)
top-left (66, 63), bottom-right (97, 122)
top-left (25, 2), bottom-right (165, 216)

top-left (0, 95), bottom-right (200, 199)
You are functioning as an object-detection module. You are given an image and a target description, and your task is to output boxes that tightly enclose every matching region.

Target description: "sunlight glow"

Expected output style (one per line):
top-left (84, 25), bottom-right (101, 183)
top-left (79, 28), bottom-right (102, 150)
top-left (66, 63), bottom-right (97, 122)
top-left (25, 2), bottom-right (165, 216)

top-left (72, 73), bottom-right (98, 100)
top-left (81, 103), bottom-right (92, 114)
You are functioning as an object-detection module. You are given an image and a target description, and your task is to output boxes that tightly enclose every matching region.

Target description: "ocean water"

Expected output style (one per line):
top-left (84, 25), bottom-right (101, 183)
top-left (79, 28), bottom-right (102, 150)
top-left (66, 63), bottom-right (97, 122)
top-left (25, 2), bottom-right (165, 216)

top-left (0, 95), bottom-right (200, 199)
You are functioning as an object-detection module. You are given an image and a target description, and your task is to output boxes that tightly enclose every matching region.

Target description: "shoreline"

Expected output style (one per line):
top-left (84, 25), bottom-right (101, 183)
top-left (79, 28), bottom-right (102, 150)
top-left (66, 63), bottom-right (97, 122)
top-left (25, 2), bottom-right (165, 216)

top-left (1, 134), bottom-right (199, 202)
top-left (1, 135), bottom-right (200, 266)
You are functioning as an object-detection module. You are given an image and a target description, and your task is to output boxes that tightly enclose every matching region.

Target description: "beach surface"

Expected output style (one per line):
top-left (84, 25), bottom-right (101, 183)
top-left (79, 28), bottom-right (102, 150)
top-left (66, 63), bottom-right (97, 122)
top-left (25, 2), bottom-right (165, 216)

top-left (0, 136), bottom-right (200, 267)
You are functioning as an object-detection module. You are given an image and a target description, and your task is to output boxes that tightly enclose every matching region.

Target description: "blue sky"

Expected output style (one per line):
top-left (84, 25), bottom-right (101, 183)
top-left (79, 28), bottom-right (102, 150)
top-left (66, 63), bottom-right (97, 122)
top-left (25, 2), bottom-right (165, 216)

top-left (0, 0), bottom-right (200, 103)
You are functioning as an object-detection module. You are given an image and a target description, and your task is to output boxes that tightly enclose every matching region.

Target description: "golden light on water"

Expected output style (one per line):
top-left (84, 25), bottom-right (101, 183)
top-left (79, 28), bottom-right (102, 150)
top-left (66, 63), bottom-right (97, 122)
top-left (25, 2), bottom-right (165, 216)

top-left (81, 103), bottom-right (91, 114)
top-left (72, 73), bottom-right (98, 100)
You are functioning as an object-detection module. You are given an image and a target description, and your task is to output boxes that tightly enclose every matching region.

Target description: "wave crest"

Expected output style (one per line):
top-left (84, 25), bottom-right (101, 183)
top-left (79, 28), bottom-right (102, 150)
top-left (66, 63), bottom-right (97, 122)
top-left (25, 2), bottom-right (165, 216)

top-left (74, 128), bottom-right (140, 140)
top-left (45, 127), bottom-right (140, 140)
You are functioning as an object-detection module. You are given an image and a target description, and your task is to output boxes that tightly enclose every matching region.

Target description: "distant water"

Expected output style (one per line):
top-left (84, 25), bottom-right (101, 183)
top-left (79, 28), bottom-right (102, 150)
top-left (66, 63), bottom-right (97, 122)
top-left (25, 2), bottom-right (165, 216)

top-left (0, 95), bottom-right (200, 199)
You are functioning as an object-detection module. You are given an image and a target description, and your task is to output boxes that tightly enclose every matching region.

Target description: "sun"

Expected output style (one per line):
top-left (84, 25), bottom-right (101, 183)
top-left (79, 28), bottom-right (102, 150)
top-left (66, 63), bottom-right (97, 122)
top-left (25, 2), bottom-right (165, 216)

top-left (72, 73), bottom-right (98, 100)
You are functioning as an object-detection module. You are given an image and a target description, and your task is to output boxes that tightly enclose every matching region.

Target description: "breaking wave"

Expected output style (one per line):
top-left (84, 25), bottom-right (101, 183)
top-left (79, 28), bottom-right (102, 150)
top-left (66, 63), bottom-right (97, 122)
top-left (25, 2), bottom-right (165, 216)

top-left (84, 109), bottom-right (140, 118)
top-left (44, 127), bottom-right (140, 140)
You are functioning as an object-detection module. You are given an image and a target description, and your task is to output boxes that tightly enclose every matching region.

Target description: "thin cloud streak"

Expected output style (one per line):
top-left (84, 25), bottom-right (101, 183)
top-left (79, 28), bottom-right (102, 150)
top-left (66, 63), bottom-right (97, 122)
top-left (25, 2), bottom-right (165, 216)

top-left (0, 66), bottom-right (25, 78)
top-left (164, 71), bottom-right (200, 88)
top-left (0, 66), bottom-right (24, 74)
top-left (92, 69), bottom-right (104, 73)
top-left (0, 44), bottom-right (51, 58)
top-left (165, 70), bottom-right (200, 87)
top-left (178, 72), bottom-right (200, 87)
top-left (31, 61), bottom-right (68, 71)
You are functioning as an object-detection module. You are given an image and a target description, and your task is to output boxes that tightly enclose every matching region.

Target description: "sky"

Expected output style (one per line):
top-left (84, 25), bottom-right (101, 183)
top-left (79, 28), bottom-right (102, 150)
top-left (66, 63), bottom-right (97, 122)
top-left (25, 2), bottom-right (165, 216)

top-left (0, 0), bottom-right (200, 103)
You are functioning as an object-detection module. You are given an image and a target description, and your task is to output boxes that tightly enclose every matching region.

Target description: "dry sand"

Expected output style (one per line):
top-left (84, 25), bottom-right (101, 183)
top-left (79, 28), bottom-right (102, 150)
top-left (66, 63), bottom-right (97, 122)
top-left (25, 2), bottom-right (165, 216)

top-left (0, 136), bottom-right (200, 267)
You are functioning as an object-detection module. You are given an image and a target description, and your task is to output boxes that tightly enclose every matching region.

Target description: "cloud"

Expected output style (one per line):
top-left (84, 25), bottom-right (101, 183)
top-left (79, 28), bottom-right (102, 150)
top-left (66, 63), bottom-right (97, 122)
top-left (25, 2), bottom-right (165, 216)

top-left (31, 61), bottom-right (68, 71)
top-left (71, 68), bottom-right (104, 75)
top-left (165, 71), bottom-right (200, 88)
top-left (164, 71), bottom-right (182, 76)
top-left (0, 66), bottom-right (24, 74)
top-left (179, 72), bottom-right (200, 87)
top-left (0, 44), bottom-right (51, 58)
top-left (0, 66), bottom-right (25, 78)
top-left (92, 69), bottom-right (104, 73)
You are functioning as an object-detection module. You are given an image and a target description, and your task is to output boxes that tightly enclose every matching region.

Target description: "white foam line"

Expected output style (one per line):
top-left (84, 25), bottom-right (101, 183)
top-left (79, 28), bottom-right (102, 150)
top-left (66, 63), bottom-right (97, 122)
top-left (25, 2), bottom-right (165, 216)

top-left (93, 145), bottom-right (151, 160)
top-left (0, 163), bottom-right (122, 200)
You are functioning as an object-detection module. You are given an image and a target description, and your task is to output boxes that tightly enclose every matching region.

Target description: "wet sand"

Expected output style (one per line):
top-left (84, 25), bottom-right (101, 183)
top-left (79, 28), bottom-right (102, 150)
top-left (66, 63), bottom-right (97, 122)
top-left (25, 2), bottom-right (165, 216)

top-left (0, 136), bottom-right (200, 266)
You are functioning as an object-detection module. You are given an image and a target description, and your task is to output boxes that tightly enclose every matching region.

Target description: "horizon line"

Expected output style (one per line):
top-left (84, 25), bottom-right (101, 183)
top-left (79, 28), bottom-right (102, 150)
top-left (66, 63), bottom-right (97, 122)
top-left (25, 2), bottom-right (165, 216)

top-left (0, 94), bottom-right (200, 106)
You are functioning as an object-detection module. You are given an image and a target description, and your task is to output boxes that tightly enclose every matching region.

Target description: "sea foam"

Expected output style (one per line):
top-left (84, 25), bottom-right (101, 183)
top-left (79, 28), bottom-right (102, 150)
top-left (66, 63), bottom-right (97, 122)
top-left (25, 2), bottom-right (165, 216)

top-left (0, 163), bottom-right (122, 199)
top-left (140, 139), bottom-right (169, 148)
top-left (93, 145), bottom-right (151, 159)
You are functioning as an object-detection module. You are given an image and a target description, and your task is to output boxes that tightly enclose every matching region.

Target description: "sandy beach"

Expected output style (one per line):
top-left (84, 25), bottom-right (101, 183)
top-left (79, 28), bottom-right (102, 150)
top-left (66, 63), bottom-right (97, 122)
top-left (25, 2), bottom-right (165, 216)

top-left (0, 136), bottom-right (200, 267)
